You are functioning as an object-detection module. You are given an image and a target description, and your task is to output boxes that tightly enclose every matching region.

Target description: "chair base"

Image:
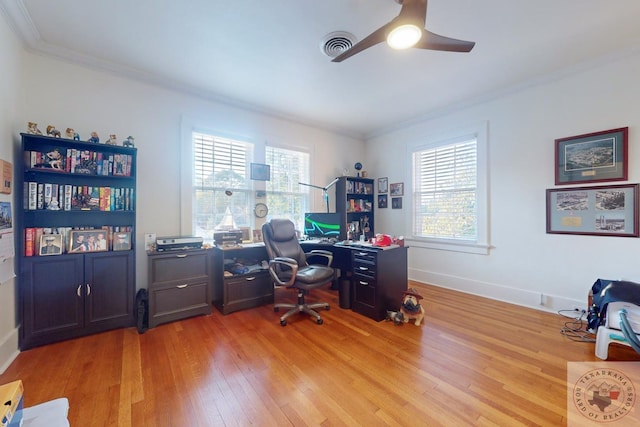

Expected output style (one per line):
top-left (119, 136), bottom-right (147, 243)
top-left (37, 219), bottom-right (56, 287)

top-left (275, 290), bottom-right (329, 326)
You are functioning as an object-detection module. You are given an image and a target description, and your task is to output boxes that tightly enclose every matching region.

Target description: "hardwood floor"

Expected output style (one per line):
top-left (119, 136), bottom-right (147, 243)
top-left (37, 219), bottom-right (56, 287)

top-left (2, 281), bottom-right (639, 426)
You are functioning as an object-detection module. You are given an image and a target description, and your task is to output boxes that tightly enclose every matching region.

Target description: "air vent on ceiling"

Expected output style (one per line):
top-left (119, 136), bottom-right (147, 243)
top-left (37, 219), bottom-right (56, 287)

top-left (320, 31), bottom-right (357, 58)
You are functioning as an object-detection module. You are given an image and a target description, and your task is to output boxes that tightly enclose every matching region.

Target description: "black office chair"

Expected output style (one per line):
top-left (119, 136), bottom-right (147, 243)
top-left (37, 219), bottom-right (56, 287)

top-left (262, 219), bottom-right (334, 326)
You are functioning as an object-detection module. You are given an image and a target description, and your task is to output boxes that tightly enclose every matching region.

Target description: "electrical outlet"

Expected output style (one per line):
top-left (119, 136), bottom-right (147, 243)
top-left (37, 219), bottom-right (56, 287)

top-left (572, 305), bottom-right (586, 314)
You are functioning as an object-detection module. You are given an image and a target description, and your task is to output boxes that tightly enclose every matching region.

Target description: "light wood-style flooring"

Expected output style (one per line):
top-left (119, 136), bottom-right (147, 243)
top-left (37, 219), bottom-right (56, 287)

top-left (2, 281), bottom-right (639, 426)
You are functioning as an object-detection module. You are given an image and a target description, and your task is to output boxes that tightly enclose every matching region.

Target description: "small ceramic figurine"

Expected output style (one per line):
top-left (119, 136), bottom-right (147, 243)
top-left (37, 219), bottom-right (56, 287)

top-left (123, 136), bottom-right (135, 147)
top-left (88, 132), bottom-right (100, 143)
top-left (27, 122), bottom-right (42, 135)
top-left (106, 134), bottom-right (118, 145)
top-left (46, 125), bottom-right (61, 138)
top-left (65, 128), bottom-right (80, 140)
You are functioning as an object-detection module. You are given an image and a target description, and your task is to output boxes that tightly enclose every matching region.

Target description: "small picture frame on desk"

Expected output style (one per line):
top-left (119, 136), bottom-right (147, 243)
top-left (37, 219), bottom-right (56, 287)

top-left (239, 227), bottom-right (252, 243)
top-left (39, 234), bottom-right (63, 256)
top-left (252, 229), bottom-right (263, 242)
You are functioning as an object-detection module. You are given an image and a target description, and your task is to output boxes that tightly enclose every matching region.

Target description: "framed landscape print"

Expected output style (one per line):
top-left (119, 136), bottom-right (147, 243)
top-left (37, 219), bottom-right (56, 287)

top-left (555, 127), bottom-right (628, 185)
top-left (546, 184), bottom-right (639, 237)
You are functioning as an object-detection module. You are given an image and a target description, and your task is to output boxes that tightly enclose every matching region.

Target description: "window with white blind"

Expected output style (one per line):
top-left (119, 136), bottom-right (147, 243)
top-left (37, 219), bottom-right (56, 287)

top-left (410, 122), bottom-right (489, 254)
top-left (192, 132), bottom-right (253, 243)
top-left (266, 146), bottom-right (310, 231)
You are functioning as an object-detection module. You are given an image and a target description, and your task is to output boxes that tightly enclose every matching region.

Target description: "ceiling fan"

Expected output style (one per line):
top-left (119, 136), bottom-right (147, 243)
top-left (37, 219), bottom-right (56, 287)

top-left (332, 0), bottom-right (475, 63)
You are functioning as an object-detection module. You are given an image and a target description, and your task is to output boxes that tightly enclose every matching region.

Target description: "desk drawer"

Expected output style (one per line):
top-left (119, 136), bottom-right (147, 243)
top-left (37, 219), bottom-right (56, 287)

top-left (353, 277), bottom-right (377, 319)
top-left (219, 271), bottom-right (273, 314)
top-left (150, 252), bottom-right (208, 283)
top-left (149, 278), bottom-right (211, 327)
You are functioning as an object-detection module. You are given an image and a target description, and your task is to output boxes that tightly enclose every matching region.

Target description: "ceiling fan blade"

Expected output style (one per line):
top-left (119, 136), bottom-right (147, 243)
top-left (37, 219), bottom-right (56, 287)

top-left (332, 24), bottom-right (389, 63)
top-left (415, 29), bottom-right (475, 52)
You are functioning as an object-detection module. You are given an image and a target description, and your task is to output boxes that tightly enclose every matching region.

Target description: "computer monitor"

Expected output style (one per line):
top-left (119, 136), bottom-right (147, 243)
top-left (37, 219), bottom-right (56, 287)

top-left (303, 212), bottom-right (341, 239)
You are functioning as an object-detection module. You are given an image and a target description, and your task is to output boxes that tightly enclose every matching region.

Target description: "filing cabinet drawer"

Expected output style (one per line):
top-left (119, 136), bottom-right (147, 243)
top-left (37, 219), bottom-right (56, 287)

top-left (150, 251), bottom-right (208, 283)
top-left (352, 277), bottom-right (377, 319)
top-left (149, 278), bottom-right (211, 328)
top-left (219, 271), bottom-right (274, 314)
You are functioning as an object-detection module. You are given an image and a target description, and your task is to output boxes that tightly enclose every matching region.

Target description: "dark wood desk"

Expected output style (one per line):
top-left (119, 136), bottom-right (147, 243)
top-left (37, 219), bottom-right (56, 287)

top-left (211, 242), bottom-right (408, 321)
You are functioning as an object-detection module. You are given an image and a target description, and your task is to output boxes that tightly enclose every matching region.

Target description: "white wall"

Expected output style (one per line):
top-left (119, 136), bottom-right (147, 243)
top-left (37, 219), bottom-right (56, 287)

top-left (368, 50), bottom-right (640, 313)
top-left (19, 52), bottom-right (365, 292)
top-left (0, 12), bottom-right (23, 372)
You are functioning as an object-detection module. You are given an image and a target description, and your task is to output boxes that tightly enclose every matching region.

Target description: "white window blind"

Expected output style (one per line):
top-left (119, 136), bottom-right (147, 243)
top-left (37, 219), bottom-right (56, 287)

top-left (266, 146), bottom-right (310, 230)
top-left (413, 138), bottom-right (477, 241)
top-left (193, 132), bottom-right (253, 242)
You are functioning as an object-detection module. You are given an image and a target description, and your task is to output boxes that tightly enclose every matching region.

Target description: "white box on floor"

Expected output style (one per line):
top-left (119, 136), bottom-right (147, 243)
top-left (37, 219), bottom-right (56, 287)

top-left (22, 398), bottom-right (69, 427)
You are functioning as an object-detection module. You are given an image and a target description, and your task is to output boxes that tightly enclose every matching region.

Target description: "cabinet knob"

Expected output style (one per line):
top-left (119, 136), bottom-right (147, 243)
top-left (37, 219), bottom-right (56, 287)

top-left (176, 284), bottom-right (188, 289)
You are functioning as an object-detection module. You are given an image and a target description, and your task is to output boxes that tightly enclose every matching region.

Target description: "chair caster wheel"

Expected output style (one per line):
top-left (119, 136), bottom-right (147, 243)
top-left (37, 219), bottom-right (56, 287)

top-left (280, 319), bottom-right (287, 326)
top-left (274, 307), bottom-right (280, 312)
top-left (317, 318), bottom-right (323, 325)
top-left (325, 305), bottom-right (330, 311)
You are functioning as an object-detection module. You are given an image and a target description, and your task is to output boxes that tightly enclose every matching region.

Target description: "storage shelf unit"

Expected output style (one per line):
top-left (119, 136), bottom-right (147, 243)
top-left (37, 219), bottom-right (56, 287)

top-left (335, 176), bottom-right (375, 241)
top-left (17, 133), bottom-right (137, 349)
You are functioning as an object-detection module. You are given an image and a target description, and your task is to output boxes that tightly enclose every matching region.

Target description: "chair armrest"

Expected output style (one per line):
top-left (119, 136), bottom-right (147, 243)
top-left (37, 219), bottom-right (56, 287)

top-left (305, 250), bottom-right (333, 267)
top-left (268, 257), bottom-right (299, 287)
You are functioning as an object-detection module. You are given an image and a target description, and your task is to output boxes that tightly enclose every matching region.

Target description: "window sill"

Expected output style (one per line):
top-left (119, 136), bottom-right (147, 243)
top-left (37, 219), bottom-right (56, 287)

top-left (406, 238), bottom-right (490, 255)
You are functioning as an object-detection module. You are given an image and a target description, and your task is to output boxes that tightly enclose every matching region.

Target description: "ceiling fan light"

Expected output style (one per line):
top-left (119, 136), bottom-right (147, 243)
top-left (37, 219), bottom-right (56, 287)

top-left (386, 24), bottom-right (422, 49)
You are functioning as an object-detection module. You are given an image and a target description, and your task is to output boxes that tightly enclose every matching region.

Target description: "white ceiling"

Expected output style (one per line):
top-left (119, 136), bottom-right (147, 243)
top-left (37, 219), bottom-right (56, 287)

top-left (2, 0), bottom-right (640, 138)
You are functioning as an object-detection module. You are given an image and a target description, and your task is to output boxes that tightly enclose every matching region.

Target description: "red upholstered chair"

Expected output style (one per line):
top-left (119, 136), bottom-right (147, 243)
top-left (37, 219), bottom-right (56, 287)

top-left (262, 219), bottom-right (334, 325)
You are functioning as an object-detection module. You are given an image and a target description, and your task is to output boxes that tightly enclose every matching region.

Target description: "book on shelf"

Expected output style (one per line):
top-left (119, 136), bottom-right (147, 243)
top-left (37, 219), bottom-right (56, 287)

top-left (24, 182), bottom-right (134, 212)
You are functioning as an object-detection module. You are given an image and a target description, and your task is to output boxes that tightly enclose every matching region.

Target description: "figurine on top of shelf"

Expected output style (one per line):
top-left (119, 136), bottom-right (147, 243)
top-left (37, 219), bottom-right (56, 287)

top-left (65, 128), bottom-right (80, 140)
top-left (88, 132), bottom-right (100, 143)
top-left (46, 125), bottom-right (61, 138)
top-left (122, 136), bottom-right (135, 148)
top-left (27, 122), bottom-right (42, 135)
top-left (106, 134), bottom-right (118, 145)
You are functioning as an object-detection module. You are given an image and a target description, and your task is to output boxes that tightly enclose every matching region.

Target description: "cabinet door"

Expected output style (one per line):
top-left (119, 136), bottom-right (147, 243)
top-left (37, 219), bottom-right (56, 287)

top-left (21, 256), bottom-right (84, 349)
top-left (84, 251), bottom-right (134, 330)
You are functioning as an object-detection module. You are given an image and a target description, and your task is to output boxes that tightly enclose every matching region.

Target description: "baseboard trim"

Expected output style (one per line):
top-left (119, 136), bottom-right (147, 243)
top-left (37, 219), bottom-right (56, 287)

top-left (409, 268), bottom-right (586, 314)
top-left (0, 327), bottom-right (19, 374)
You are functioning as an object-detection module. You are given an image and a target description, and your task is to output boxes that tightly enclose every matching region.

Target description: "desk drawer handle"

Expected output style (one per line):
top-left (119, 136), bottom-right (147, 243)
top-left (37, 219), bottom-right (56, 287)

top-left (176, 254), bottom-right (187, 258)
top-left (176, 284), bottom-right (188, 289)
top-left (359, 281), bottom-right (369, 286)
top-left (245, 276), bottom-right (256, 281)
top-left (357, 252), bottom-right (368, 256)
top-left (358, 266), bottom-right (369, 271)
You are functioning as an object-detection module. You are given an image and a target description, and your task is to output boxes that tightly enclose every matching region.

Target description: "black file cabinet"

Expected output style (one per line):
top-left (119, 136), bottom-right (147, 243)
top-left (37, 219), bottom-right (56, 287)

top-left (351, 246), bottom-right (408, 321)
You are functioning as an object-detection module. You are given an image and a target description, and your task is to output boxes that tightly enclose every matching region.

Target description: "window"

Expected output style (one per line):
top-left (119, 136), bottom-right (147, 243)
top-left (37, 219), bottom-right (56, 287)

top-left (192, 132), bottom-right (253, 243)
top-left (410, 122), bottom-right (488, 254)
top-left (266, 146), bottom-right (310, 230)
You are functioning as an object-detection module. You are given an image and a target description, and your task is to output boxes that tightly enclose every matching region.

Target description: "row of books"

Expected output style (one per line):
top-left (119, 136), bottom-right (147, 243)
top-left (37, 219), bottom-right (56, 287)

top-left (346, 180), bottom-right (373, 195)
top-left (25, 225), bottom-right (134, 256)
top-left (24, 182), bottom-right (135, 211)
top-left (25, 148), bottom-right (133, 177)
top-left (348, 198), bottom-right (372, 212)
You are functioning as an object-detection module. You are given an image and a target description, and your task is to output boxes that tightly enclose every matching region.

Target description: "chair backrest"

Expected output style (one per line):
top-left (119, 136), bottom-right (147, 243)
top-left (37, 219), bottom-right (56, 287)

top-left (262, 219), bottom-right (308, 269)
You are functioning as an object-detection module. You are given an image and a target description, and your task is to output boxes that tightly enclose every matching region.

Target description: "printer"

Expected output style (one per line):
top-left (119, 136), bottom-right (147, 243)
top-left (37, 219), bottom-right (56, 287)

top-left (155, 236), bottom-right (203, 252)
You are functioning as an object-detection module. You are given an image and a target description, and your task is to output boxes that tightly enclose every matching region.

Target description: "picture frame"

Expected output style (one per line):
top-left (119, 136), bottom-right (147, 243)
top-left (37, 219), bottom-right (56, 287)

top-left (378, 177), bottom-right (388, 194)
top-left (390, 182), bottom-right (404, 196)
top-left (239, 226), bottom-right (252, 243)
top-left (546, 184), bottom-right (639, 237)
top-left (555, 127), bottom-right (628, 185)
top-left (378, 194), bottom-right (388, 209)
top-left (250, 163), bottom-right (271, 181)
top-left (39, 234), bottom-right (63, 256)
top-left (252, 229), bottom-right (263, 242)
top-left (112, 232), bottom-right (132, 251)
top-left (69, 230), bottom-right (109, 253)
top-left (392, 197), bottom-right (403, 209)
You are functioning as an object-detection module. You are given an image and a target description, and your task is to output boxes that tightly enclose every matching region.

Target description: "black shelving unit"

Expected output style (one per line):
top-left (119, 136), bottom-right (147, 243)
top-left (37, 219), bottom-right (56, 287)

top-left (335, 176), bottom-right (375, 241)
top-left (17, 133), bottom-right (137, 349)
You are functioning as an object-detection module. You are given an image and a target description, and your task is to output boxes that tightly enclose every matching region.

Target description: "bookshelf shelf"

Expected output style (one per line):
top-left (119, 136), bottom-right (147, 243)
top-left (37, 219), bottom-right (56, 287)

top-left (336, 176), bottom-right (375, 241)
top-left (17, 133), bottom-right (137, 350)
